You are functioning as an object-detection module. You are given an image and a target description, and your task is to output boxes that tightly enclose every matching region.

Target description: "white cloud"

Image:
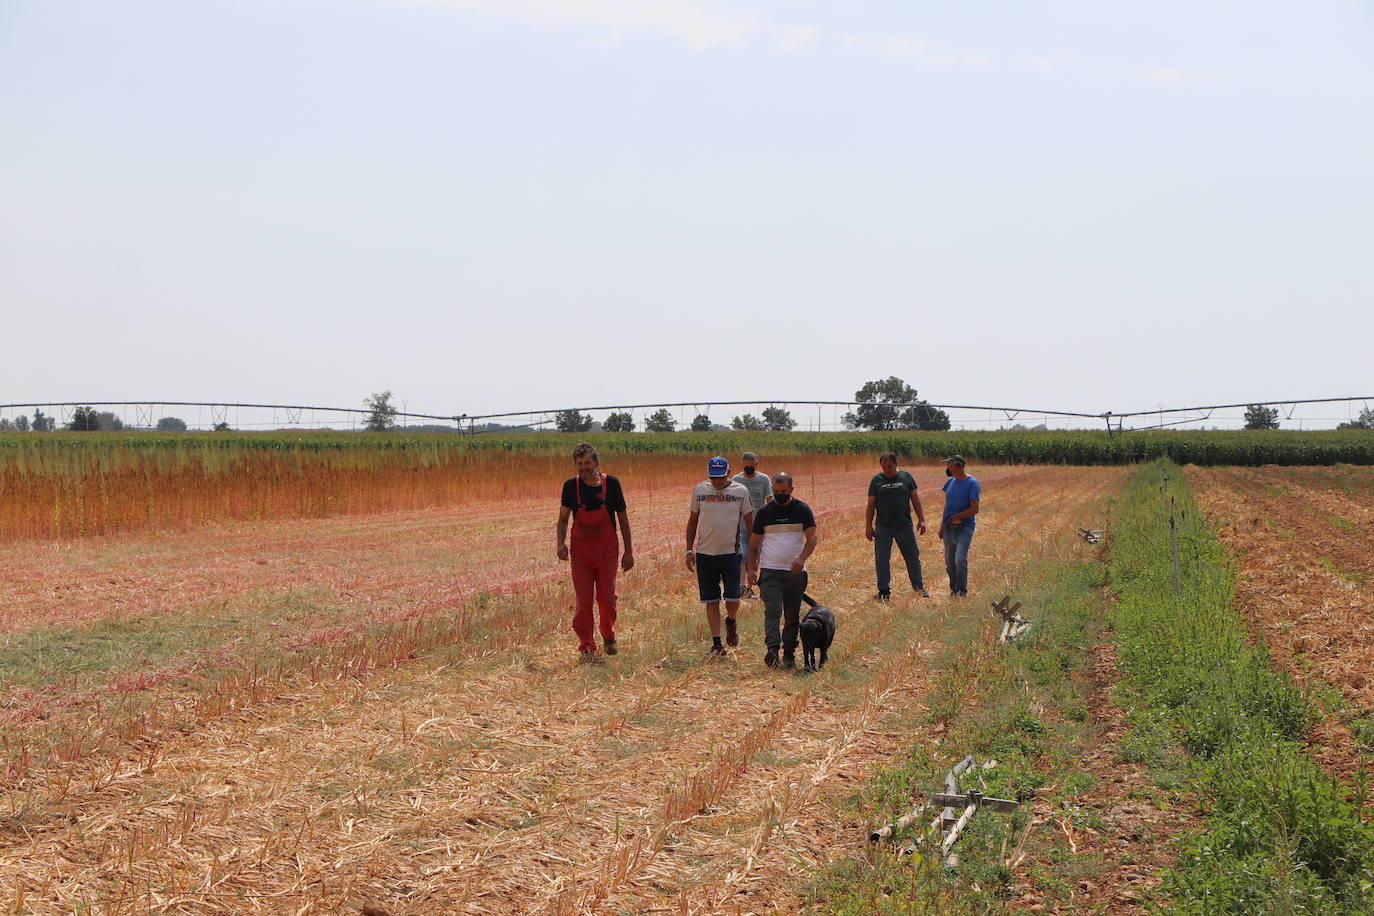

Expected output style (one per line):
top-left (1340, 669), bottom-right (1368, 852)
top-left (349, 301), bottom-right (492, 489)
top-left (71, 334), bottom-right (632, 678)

top-left (839, 31), bottom-right (989, 68)
top-left (403, 0), bottom-right (776, 50)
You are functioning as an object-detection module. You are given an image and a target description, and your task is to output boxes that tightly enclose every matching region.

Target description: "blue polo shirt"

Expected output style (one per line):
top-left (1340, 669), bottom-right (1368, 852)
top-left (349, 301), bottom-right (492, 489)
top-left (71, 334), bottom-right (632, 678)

top-left (942, 476), bottom-right (981, 530)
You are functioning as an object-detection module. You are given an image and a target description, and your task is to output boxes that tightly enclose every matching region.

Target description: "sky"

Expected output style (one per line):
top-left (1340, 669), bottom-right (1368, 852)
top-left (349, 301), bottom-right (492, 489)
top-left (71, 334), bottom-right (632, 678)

top-left (2, 0), bottom-right (1372, 427)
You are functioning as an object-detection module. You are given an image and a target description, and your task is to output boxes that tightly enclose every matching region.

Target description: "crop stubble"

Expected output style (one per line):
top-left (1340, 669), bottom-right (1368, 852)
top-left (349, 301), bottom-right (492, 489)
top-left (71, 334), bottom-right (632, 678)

top-left (1186, 465), bottom-right (1374, 791)
top-left (0, 466), bottom-right (1120, 913)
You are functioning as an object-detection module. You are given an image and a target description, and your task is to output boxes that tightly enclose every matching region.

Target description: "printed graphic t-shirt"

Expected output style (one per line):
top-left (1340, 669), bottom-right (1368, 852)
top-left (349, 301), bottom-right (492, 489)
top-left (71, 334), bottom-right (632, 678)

top-left (561, 475), bottom-right (627, 531)
top-left (868, 469), bottom-right (918, 527)
top-left (689, 480), bottom-right (753, 555)
top-left (752, 498), bottom-right (817, 571)
top-left (941, 476), bottom-right (981, 530)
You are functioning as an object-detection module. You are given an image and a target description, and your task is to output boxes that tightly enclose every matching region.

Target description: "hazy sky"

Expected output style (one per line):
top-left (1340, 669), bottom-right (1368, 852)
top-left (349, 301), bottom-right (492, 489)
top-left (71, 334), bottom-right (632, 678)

top-left (3, 0), bottom-right (1372, 425)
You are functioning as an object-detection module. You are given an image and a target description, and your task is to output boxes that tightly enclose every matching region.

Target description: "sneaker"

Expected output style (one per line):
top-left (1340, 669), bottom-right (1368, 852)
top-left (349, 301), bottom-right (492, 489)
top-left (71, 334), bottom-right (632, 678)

top-left (742, 586), bottom-right (755, 599)
top-left (781, 652), bottom-right (796, 670)
top-left (579, 649), bottom-right (599, 664)
top-left (916, 587), bottom-right (931, 598)
top-left (604, 639), bottom-right (618, 656)
top-left (709, 643), bottom-right (727, 657)
top-left (764, 647), bottom-right (779, 668)
top-left (725, 617), bottom-right (739, 648)
top-left (874, 591), bottom-right (891, 602)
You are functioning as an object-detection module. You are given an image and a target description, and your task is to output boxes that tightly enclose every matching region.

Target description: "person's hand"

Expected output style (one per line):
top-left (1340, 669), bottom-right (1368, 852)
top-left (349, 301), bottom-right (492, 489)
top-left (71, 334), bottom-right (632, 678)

top-left (864, 526), bottom-right (875, 541)
top-left (557, 543), bottom-right (570, 561)
top-left (917, 520), bottom-right (927, 535)
top-left (949, 517), bottom-right (962, 527)
top-left (685, 552), bottom-right (696, 572)
top-left (937, 526), bottom-right (945, 540)
top-left (747, 568), bottom-right (758, 587)
top-left (789, 559), bottom-right (805, 574)
top-left (621, 549), bottom-right (635, 572)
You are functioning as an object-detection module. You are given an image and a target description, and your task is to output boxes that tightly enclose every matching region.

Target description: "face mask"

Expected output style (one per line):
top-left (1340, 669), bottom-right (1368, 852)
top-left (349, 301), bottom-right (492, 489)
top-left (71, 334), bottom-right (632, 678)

top-left (945, 468), bottom-right (954, 477)
top-left (743, 467), bottom-right (756, 475)
top-left (773, 493), bottom-right (791, 504)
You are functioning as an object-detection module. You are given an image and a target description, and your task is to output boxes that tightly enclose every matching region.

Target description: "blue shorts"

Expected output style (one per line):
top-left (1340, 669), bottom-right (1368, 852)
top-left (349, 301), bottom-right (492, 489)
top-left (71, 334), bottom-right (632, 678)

top-left (696, 552), bottom-right (743, 603)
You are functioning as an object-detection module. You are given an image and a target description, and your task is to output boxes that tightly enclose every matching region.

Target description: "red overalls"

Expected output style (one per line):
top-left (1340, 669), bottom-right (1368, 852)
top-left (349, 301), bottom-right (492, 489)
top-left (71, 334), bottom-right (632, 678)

top-left (570, 475), bottom-right (619, 651)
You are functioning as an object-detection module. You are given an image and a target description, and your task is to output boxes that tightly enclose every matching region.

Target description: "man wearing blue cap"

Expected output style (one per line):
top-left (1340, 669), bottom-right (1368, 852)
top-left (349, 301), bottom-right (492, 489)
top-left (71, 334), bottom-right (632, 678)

top-left (686, 456), bottom-right (755, 656)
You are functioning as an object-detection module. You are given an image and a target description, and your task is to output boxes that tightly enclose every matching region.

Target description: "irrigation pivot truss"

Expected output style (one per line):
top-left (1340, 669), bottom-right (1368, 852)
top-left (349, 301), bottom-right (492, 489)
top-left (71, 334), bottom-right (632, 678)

top-left (2, 396), bottom-right (1371, 433)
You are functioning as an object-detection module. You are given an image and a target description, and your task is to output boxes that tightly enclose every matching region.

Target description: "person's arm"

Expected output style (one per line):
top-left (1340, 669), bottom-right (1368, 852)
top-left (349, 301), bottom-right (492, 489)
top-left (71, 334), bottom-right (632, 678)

top-left (949, 498), bottom-right (980, 524)
top-left (617, 510), bottom-right (635, 571)
top-left (911, 490), bottom-right (927, 535)
top-left (747, 531), bottom-right (762, 585)
top-left (742, 510), bottom-right (755, 547)
top-left (791, 526), bottom-right (818, 574)
top-left (685, 512), bottom-right (699, 571)
top-left (556, 505), bottom-right (572, 561)
top-left (865, 495), bottom-right (877, 540)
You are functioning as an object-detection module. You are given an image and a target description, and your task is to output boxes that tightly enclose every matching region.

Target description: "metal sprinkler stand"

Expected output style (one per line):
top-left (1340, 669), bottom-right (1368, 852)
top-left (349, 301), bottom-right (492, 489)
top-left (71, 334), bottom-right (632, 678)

top-left (992, 595), bottom-right (1032, 643)
top-left (869, 755), bottom-right (1020, 867)
top-left (1077, 527), bottom-right (1105, 544)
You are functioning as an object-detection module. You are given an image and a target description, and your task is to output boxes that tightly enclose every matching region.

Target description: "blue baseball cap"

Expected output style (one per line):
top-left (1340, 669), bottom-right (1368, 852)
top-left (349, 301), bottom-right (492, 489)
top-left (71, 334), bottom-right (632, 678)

top-left (708, 456), bottom-right (729, 477)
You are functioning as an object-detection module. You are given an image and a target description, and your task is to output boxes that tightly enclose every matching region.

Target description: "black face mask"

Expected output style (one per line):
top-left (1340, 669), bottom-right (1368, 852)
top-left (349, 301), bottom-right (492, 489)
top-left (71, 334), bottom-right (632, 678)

top-left (773, 493), bottom-right (791, 504)
top-left (743, 467), bottom-right (756, 475)
top-left (946, 468), bottom-right (954, 477)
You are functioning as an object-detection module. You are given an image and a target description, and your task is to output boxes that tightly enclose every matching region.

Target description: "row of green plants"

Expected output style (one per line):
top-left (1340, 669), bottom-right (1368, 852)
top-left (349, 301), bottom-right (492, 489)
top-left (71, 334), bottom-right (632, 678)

top-left (1108, 461), bottom-right (1374, 912)
top-left (807, 559), bottom-right (1113, 914)
top-left (3, 428), bottom-right (1374, 477)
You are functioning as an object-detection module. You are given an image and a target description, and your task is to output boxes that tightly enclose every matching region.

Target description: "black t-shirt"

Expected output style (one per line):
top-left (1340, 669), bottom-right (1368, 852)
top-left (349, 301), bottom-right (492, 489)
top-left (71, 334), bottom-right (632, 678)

top-left (561, 475), bottom-right (627, 530)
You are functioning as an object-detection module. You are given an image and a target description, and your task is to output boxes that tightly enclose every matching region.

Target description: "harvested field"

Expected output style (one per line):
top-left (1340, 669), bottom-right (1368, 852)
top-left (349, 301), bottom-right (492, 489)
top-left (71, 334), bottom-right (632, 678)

top-left (1187, 464), bottom-right (1374, 788)
top-left (0, 464), bottom-right (1122, 913)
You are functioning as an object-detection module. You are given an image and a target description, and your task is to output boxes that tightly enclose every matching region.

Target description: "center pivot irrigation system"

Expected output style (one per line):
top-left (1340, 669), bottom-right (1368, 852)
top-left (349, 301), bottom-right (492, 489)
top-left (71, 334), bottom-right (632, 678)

top-left (1, 396), bottom-right (1371, 433)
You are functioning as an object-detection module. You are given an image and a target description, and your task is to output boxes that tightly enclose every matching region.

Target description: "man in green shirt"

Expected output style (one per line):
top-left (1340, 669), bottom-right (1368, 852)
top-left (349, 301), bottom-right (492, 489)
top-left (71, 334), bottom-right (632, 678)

top-left (864, 452), bottom-right (930, 600)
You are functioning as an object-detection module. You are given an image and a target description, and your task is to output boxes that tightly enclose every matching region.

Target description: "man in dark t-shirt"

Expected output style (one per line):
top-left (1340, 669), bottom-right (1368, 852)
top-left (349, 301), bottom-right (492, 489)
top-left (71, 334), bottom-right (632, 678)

top-left (556, 442), bottom-right (634, 661)
top-left (865, 452), bottom-right (929, 600)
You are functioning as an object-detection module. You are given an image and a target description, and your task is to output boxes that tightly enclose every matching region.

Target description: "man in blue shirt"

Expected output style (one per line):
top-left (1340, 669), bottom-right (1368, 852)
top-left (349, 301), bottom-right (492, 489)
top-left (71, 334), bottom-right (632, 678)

top-left (938, 455), bottom-right (980, 597)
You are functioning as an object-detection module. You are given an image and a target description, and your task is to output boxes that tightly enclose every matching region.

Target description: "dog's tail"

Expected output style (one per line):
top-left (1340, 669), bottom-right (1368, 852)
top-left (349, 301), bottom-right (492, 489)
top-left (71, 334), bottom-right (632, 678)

top-left (801, 593), bottom-right (817, 609)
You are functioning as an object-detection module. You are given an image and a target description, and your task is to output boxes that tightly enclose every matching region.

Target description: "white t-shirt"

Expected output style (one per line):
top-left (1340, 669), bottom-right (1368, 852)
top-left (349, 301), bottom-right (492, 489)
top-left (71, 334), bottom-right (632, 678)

top-left (689, 479), bottom-right (753, 556)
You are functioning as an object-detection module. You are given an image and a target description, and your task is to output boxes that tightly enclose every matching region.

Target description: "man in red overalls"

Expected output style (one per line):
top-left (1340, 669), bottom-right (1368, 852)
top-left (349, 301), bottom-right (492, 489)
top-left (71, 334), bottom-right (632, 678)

top-left (556, 442), bottom-right (634, 661)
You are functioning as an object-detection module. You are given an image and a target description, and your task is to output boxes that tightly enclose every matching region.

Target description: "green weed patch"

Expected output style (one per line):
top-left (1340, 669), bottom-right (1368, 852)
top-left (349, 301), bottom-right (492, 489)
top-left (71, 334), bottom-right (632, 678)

top-left (1108, 461), bottom-right (1374, 913)
top-left (805, 560), bottom-right (1114, 914)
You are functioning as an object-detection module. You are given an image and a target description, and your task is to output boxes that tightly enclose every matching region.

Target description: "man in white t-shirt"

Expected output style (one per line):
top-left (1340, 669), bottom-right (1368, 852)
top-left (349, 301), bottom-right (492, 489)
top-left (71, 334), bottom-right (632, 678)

top-left (686, 456), bottom-right (756, 656)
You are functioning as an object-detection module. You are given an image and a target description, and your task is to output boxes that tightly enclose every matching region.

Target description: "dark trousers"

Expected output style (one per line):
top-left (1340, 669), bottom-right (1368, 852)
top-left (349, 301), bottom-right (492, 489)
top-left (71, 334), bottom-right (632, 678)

top-left (759, 568), bottom-right (808, 652)
top-left (874, 522), bottom-right (923, 592)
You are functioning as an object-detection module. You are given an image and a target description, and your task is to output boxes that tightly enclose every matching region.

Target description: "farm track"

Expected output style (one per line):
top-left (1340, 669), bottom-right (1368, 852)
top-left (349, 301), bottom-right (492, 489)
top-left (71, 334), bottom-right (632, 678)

top-left (0, 467), bottom-right (1121, 913)
top-left (1186, 465), bottom-right (1374, 792)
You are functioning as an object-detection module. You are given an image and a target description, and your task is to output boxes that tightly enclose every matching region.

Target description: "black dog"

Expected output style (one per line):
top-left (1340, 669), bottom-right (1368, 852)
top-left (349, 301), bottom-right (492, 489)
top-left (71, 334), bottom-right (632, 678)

top-left (799, 593), bottom-right (836, 672)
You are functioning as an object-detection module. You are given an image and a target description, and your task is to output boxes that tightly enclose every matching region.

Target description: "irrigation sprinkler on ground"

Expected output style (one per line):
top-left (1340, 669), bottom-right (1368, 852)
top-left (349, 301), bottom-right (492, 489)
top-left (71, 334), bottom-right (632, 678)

top-left (991, 595), bottom-right (1032, 643)
top-left (1077, 526), bottom-right (1105, 544)
top-left (869, 755), bottom-right (1020, 866)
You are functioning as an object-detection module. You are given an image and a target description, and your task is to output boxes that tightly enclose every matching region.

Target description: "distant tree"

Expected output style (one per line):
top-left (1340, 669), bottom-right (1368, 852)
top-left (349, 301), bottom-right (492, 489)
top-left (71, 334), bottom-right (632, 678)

top-left (843, 377), bottom-right (950, 431)
top-left (761, 406), bottom-right (796, 432)
top-left (603, 411), bottom-right (636, 432)
top-left (364, 391), bottom-right (399, 431)
top-left (690, 413), bottom-right (713, 431)
top-left (645, 408), bottom-right (676, 433)
top-left (1337, 407), bottom-right (1374, 430)
top-left (14, 415), bottom-right (29, 432)
top-left (96, 411), bottom-right (125, 431)
top-left (555, 409), bottom-right (594, 433)
top-left (31, 409), bottom-right (54, 432)
top-left (1243, 404), bottom-right (1280, 430)
top-left (68, 406), bottom-right (101, 431)
top-left (213, 421), bottom-right (231, 432)
top-left (156, 416), bottom-right (188, 431)
top-left (0, 419), bottom-right (13, 431)
top-left (731, 414), bottom-right (764, 431)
